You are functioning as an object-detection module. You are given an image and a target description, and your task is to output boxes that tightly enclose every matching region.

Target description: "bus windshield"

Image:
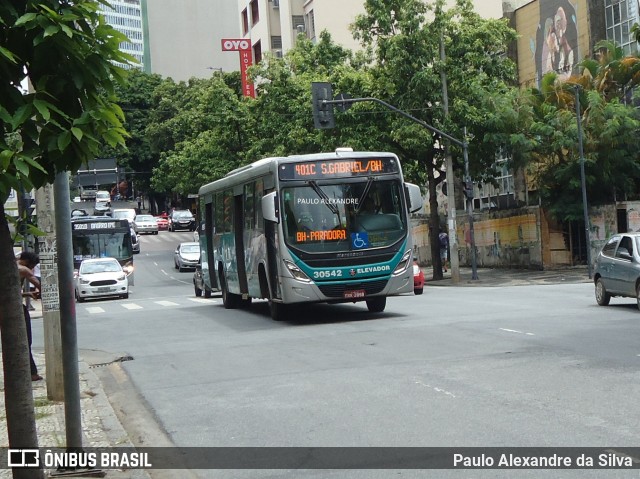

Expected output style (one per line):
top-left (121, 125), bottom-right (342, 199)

top-left (282, 179), bottom-right (406, 254)
top-left (73, 231), bottom-right (133, 262)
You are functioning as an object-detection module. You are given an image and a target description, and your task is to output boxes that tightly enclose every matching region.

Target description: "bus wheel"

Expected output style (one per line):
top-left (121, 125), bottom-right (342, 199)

top-left (269, 301), bottom-right (288, 321)
top-left (366, 297), bottom-right (386, 313)
top-left (194, 284), bottom-right (202, 297)
top-left (220, 273), bottom-right (241, 309)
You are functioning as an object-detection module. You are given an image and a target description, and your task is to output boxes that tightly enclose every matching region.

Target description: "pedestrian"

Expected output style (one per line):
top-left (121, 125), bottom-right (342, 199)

top-left (439, 229), bottom-right (449, 272)
top-left (17, 251), bottom-right (43, 381)
top-left (137, 195), bottom-right (142, 212)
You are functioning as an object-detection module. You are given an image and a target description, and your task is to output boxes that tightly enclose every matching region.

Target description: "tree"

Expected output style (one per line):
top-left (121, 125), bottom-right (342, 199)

top-left (351, 0), bottom-right (519, 278)
top-left (1, 0), bottom-right (129, 465)
top-left (525, 45), bottom-right (640, 222)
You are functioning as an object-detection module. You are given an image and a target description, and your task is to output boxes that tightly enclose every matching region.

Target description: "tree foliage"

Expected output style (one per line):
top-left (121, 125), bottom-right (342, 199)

top-left (525, 44), bottom-right (640, 222)
top-left (1, 0), bottom-right (131, 459)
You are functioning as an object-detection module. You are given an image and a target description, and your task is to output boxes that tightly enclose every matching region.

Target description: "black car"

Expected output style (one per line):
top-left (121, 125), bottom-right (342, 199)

top-left (169, 210), bottom-right (196, 231)
top-left (93, 201), bottom-right (111, 216)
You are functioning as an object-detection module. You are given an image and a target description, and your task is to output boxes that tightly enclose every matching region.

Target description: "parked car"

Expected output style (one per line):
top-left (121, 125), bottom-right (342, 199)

top-left (413, 258), bottom-right (424, 295)
top-left (594, 233), bottom-right (640, 309)
top-left (174, 242), bottom-right (200, 272)
top-left (168, 210), bottom-right (196, 232)
top-left (75, 257), bottom-right (128, 302)
top-left (133, 214), bottom-right (159, 235)
top-left (193, 264), bottom-right (212, 298)
top-left (155, 216), bottom-right (169, 231)
top-left (93, 201), bottom-right (111, 216)
top-left (130, 227), bottom-right (140, 254)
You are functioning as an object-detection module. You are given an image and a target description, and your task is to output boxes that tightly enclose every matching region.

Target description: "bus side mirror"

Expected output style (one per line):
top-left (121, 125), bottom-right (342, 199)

top-left (405, 183), bottom-right (422, 213)
top-left (262, 192), bottom-right (279, 223)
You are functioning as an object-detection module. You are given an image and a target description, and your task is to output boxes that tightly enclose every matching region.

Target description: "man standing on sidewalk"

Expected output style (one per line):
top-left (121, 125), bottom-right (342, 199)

top-left (17, 251), bottom-right (42, 381)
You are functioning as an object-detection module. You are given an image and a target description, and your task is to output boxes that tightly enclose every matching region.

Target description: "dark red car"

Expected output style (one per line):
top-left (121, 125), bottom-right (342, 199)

top-left (155, 216), bottom-right (169, 231)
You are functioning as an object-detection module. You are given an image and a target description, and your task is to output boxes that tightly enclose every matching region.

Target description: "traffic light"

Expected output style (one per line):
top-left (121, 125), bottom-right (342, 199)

top-left (311, 82), bottom-right (335, 129)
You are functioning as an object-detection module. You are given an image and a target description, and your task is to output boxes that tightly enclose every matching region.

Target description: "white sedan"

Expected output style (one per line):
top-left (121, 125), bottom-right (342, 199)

top-left (75, 258), bottom-right (129, 302)
top-left (133, 214), bottom-right (159, 235)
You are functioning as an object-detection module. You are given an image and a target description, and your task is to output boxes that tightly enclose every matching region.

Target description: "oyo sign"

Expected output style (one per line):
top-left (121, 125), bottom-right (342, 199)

top-left (220, 38), bottom-right (255, 98)
top-left (221, 39), bottom-right (251, 51)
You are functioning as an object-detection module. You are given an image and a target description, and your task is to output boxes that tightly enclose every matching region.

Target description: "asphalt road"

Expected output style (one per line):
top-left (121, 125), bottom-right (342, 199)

top-left (33, 231), bottom-right (640, 479)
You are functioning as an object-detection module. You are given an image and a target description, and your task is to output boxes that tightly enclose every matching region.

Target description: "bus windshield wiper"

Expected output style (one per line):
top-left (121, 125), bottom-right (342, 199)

top-left (308, 181), bottom-right (339, 216)
top-left (355, 177), bottom-right (374, 213)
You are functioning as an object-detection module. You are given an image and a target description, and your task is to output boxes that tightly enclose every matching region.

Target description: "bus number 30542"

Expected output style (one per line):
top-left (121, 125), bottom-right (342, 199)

top-left (313, 270), bottom-right (343, 279)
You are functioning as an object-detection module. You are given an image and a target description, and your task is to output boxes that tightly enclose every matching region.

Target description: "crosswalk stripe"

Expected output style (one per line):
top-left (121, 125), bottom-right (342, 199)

top-left (155, 300), bottom-right (179, 307)
top-left (188, 298), bottom-right (217, 304)
top-left (85, 306), bottom-right (105, 314)
top-left (121, 303), bottom-right (143, 310)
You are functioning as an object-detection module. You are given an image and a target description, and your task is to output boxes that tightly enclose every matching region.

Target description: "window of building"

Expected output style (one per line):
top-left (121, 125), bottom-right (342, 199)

top-left (605, 0), bottom-right (639, 55)
top-left (242, 9), bottom-right (249, 35)
top-left (253, 40), bottom-right (262, 64)
top-left (271, 36), bottom-right (282, 49)
top-left (473, 148), bottom-right (516, 211)
top-left (250, 0), bottom-right (259, 26)
top-left (292, 15), bottom-right (305, 34)
top-left (305, 10), bottom-right (316, 41)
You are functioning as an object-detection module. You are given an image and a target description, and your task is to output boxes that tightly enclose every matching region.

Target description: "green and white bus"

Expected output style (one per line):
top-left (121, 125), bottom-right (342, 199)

top-left (197, 149), bottom-right (422, 320)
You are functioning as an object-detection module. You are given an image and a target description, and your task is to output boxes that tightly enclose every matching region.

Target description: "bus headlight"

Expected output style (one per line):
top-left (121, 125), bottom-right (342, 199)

top-left (283, 259), bottom-right (311, 283)
top-left (392, 250), bottom-right (412, 276)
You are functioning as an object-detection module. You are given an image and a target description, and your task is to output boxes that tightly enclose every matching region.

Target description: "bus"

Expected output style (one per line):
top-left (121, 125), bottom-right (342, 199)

top-left (197, 149), bottom-right (422, 320)
top-left (71, 217), bottom-right (135, 285)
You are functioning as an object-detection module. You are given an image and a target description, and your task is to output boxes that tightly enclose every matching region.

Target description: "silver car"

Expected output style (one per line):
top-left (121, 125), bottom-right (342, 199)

top-left (75, 257), bottom-right (129, 302)
top-left (133, 214), bottom-right (159, 235)
top-left (174, 242), bottom-right (200, 272)
top-left (594, 233), bottom-right (640, 310)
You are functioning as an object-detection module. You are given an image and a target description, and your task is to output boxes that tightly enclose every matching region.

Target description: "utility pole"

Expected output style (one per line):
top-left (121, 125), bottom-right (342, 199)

top-left (53, 172), bottom-right (83, 449)
top-left (575, 85), bottom-right (592, 278)
top-left (440, 32), bottom-right (460, 283)
top-left (35, 185), bottom-right (64, 400)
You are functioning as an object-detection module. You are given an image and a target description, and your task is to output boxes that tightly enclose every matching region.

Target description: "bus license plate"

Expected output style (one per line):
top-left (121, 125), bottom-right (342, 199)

top-left (344, 290), bottom-right (365, 299)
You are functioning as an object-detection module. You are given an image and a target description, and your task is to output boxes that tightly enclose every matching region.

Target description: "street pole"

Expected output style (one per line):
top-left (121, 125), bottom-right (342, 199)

top-left (463, 127), bottom-right (479, 280)
top-left (35, 185), bottom-right (64, 401)
top-left (53, 172), bottom-right (83, 449)
top-left (575, 86), bottom-right (592, 278)
top-left (440, 32), bottom-right (460, 283)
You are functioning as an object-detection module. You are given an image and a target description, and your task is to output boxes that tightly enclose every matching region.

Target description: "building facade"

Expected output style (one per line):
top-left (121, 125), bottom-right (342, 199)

top-left (98, 0), bottom-right (145, 69)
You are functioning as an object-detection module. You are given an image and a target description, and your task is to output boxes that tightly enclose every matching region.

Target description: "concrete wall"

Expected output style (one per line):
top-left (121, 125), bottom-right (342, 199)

top-left (456, 207), bottom-right (544, 268)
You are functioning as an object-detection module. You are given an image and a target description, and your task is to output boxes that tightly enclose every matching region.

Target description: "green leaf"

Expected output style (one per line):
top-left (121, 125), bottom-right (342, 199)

top-left (44, 25), bottom-right (60, 38)
top-left (13, 157), bottom-right (29, 177)
top-left (71, 127), bottom-right (83, 141)
top-left (33, 99), bottom-right (51, 121)
top-left (0, 46), bottom-right (18, 63)
top-left (11, 104), bottom-right (33, 129)
top-left (57, 131), bottom-right (72, 151)
top-left (14, 12), bottom-right (37, 27)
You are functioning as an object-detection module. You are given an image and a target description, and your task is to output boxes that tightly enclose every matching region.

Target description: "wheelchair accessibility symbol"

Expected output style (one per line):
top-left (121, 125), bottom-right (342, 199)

top-left (351, 232), bottom-right (370, 249)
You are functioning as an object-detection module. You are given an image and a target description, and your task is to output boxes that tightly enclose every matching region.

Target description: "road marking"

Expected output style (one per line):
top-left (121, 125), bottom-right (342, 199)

top-left (414, 379), bottom-right (456, 398)
top-left (155, 300), bottom-right (179, 307)
top-left (85, 306), bottom-right (105, 314)
top-left (121, 303), bottom-right (143, 310)
top-left (499, 328), bottom-right (535, 336)
top-left (188, 298), bottom-right (217, 304)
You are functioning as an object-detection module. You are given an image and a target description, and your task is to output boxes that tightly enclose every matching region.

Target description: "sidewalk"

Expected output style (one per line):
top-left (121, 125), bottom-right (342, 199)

top-left (424, 265), bottom-right (593, 287)
top-left (0, 301), bottom-right (151, 479)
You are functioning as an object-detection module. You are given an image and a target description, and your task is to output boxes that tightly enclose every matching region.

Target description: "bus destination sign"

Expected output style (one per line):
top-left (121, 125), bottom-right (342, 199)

top-left (279, 157), bottom-right (398, 180)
